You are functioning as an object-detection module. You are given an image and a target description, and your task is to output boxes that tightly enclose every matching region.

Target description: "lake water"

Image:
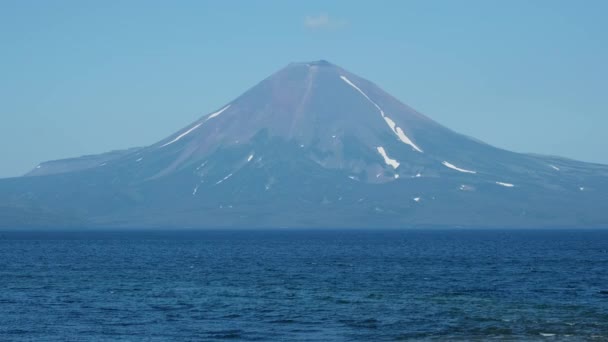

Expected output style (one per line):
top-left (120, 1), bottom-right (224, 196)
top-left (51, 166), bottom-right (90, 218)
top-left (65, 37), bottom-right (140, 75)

top-left (1, 230), bottom-right (607, 341)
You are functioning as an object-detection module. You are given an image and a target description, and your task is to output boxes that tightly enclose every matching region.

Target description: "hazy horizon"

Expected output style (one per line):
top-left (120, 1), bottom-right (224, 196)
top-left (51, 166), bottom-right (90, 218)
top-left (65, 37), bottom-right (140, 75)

top-left (1, 0), bottom-right (607, 178)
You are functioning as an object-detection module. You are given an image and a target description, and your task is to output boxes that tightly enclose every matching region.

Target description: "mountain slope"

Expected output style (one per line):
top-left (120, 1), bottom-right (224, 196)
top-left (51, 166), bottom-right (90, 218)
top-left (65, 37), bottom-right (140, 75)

top-left (2, 60), bottom-right (607, 229)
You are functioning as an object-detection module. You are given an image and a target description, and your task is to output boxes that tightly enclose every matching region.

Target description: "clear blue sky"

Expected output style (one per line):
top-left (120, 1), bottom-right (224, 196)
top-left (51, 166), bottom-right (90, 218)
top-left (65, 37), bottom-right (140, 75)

top-left (1, 0), bottom-right (607, 178)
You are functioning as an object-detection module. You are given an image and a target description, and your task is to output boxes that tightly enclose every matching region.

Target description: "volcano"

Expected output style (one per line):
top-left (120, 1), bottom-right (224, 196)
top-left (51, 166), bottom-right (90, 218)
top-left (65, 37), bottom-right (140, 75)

top-left (2, 60), bottom-right (607, 228)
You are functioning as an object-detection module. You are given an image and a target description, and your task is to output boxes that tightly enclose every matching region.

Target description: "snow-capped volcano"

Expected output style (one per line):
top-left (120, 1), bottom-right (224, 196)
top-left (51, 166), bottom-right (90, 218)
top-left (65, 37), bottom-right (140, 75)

top-left (2, 60), bottom-right (608, 228)
top-left (146, 60), bottom-right (440, 182)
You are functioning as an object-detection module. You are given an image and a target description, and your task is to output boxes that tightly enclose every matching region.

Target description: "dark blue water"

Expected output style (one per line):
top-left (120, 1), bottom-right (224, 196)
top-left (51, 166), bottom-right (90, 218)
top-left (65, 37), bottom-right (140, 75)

top-left (1, 230), bottom-right (607, 341)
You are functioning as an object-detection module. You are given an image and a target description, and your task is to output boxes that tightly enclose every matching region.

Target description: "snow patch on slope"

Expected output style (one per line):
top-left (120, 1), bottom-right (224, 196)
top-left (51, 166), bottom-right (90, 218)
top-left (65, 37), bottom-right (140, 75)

top-left (216, 173), bottom-right (233, 185)
top-left (161, 123), bottom-right (203, 147)
top-left (549, 164), bottom-right (560, 171)
top-left (206, 105), bottom-right (231, 121)
top-left (442, 161), bottom-right (477, 174)
top-left (196, 161), bottom-right (208, 171)
top-left (340, 75), bottom-right (423, 153)
top-left (161, 105), bottom-right (231, 148)
top-left (496, 182), bottom-right (515, 187)
top-left (383, 115), bottom-right (397, 130)
top-left (340, 76), bottom-right (375, 105)
top-left (394, 126), bottom-right (423, 152)
top-left (376, 146), bottom-right (400, 169)
top-left (192, 184), bottom-right (201, 195)
top-left (247, 153), bottom-right (254, 162)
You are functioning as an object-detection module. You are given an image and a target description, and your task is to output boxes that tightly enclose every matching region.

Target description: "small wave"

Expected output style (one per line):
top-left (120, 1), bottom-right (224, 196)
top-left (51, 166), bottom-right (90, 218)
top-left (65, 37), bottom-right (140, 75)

top-left (3, 329), bottom-right (29, 335)
top-left (148, 303), bottom-right (195, 311)
top-left (206, 330), bottom-right (243, 339)
top-left (222, 313), bottom-right (241, 319)
top-left (269, 319), bottom-right (297, 324)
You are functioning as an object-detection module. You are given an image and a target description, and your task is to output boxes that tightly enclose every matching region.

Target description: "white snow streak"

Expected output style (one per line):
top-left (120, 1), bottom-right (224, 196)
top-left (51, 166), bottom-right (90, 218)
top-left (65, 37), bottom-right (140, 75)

top-left (381, 116), bottom-right (423, 152)
top-left (136, 157), bottom-right (143, 162)
top-left (496, 182), bottom-right (515, 187)
top-left (340, 76), bottom-right (375, 104)
top-left (160, 105), bottom-right (230, 148)
top-left (579, 187), bottom-right (585, 191)
top-left (36, 165), bottom-right (41, 169)
top-left (394, 174), bottom-right (400, 179)
top-left (192, 184), bottom-right (200, 195)
top-left (247, 154), bottom-right (254, 162)
top-left (340, 75), bottom-right (423, 153)
top-left (414, 173), bottom-right (422, 178)
top-left (442, 161), bottom-right (477, 174)
top-left (206, 105), bottom-right (231, 120)
top-left (376, 146), bottom-right (400, 169)
top-left (413, 197), bottom-right (421, 202)
top-left (383, 115), bottom-right (397, 131)
top-left (549, 164), bottom-right (560, 171)
top-left (216, 173), bottom-right (233, 185)
top-left (394, 126), bottom-right (423, 152)
top-left (161, 123), bottom-right (203, 147)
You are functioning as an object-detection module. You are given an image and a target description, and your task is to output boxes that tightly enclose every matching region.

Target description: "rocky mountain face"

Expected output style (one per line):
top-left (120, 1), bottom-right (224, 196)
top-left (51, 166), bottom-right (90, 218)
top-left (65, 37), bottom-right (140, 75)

top-left (2, 60), bottom-right (607, 228)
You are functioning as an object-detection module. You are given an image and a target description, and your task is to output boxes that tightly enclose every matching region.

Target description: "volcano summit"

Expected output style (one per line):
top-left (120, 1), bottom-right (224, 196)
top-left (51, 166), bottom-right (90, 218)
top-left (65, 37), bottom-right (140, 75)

top-left (2, 61), bottom-right (607, 228)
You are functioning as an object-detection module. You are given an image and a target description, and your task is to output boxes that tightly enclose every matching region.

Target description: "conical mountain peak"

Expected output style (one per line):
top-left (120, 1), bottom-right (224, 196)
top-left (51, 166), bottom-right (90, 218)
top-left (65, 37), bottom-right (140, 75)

top-left (149, 60), bottom-right (437, 178)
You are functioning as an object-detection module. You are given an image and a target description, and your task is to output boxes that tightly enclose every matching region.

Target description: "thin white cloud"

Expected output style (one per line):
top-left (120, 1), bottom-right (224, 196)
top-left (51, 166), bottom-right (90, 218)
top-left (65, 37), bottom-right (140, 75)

top-left (304, 13), bottom-right (347, 30)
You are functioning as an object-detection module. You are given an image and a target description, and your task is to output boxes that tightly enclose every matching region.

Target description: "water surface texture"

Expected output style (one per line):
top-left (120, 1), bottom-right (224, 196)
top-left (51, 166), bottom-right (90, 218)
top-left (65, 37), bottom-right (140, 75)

top-left (1, 230), bottom-right (607, 341)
